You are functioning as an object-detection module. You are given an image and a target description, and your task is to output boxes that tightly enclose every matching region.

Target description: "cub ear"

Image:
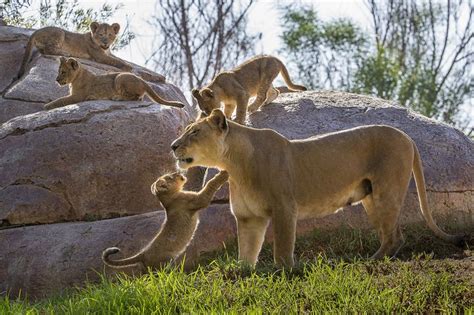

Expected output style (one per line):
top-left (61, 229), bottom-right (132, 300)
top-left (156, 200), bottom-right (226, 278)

top-left (59, 56), bottom-right (67, 63)
top-left (67, 58), bottom-right (79, 70)
top-left (111, 23), bottom-right (120, 34)
top-left (197, 111), bottom-right (208, 120)
top-left (192, 88), bottom-right (201, 99)
top-left (90, 21), bottom-right (99, 33)
top-left (209, 109), bottom-right (227, 131)
top-left (201, 88), bottom-right (214, 99)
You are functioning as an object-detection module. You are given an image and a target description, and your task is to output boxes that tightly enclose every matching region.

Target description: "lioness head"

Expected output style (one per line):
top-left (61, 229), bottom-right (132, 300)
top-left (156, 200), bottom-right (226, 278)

top-left (192, 88), bottom-right (221, 116)
top-left (171, 109), bottom-right (228, 169)
top-left (151, 172), bottom-right (187, 197)
top-left (90, 22), bottom-right (120, 50)
top-left (56, 57), bottom-right (81, 85)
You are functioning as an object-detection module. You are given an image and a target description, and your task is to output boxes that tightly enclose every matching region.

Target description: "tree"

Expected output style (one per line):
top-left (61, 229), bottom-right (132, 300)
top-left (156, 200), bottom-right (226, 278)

top-left (280, 1), bottom-right (473, 134)
top-left (147, 0), bottom-right (259, 90)
top-left (281, 7), bottom-right (367, 91)
top-left (0, 0), bottom-right (134, 51)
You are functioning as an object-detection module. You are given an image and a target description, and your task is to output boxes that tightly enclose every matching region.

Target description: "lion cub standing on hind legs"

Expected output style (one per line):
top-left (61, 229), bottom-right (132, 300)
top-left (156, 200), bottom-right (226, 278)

top-left (102, 170), bottom-right (228, 273)
top-left (43, 57), bottom-right (184, 110)
top-left (192, 55), bottom-right (307, 124)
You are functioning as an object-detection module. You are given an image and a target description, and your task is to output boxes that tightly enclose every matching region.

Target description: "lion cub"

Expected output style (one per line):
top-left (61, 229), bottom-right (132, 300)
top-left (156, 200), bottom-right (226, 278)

top-left (17, 22), bottom-right (137, 79)
top-left (44, 57), bottom-right (185, 110)
top-left (192, 55), bottom-right (306, 124)
top-left (102, 170), bottom-right (228, 273)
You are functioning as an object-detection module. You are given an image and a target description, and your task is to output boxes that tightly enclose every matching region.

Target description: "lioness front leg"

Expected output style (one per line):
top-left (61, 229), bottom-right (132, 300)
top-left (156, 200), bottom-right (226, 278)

top-left (272, 206), bottom-right (297, 268)
top-left (236, 216), bottom-right (270, 266)
top-left (44, 95), bottom-right (82, 109)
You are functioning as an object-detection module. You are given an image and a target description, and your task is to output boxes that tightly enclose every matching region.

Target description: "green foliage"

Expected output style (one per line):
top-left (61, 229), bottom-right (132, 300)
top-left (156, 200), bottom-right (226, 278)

top-left (1, 225), bottom-right (472, 313)
top-left (281, 7), bottom-right (366, 90)
top-left (1, 0), bottom-right (134, 51)
top-left (280, 1), bottom-right (473, 134)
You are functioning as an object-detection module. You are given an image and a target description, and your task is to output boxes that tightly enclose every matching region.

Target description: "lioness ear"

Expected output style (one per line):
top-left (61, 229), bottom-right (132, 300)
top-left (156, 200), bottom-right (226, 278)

top-left (90, 22), bottom-right (99, 33)
top-left (201, 88), bottom-right (214, 99)
top-left (111, 23), bottom-right (120, 34)
top-left (209, 109), bottom-right (227, 131)
top-left (67, 58), bottom-right (79, 70)
top-left (59, 56), bottom-right (67, 64)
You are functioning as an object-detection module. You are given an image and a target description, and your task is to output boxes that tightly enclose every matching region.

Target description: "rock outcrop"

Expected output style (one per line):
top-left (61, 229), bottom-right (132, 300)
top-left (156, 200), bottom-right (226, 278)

top-left (0, 26), bottom-right (191, 225)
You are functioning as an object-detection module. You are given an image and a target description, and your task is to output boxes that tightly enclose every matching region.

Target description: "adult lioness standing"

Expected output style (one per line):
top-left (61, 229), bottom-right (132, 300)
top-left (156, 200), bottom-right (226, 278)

top-left (192, 55), bottom-right (306, 124)
top-left (170, 109), bottom-right (464, 267)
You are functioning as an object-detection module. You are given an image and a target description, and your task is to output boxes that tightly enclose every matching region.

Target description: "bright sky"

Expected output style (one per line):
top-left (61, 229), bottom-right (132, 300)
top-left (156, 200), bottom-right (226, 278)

top-left (108, 0), bottom-right (371, 67)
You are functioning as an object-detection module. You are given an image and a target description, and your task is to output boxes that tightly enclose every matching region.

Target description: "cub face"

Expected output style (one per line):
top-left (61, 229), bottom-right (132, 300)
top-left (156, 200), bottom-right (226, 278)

top-left (90, 22), bottom-right (120, 50)
top-left (151, 172), bottom-right (187, 196)
top-left (171, 109), bottom-right (228, 169)
top-left (192, 88), bottom-right (221, 116)
top-left (56, 57), bottom-right (81, 85)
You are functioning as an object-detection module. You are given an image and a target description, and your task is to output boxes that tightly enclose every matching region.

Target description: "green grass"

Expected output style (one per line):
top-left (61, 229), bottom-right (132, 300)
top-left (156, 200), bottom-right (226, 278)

top-left (1, 225), bottom-right (473, 313)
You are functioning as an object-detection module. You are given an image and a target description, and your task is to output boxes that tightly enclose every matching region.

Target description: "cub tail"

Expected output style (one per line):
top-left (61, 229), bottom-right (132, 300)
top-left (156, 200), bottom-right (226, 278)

top-left (18, 33), bottom-right (36, 78)
top-left (102, 247), bottom-right (143, 269)
top-left (278, 59), bottom-right (307, 92)
top-left (143, 83), bottom-right (185, 108)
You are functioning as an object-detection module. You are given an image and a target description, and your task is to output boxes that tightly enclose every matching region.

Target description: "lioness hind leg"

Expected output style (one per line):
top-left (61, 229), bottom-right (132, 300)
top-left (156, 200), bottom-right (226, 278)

top-left (236, 216), bottom-right (270, 266)
top-left (362, 193), bottom-right (405, 259)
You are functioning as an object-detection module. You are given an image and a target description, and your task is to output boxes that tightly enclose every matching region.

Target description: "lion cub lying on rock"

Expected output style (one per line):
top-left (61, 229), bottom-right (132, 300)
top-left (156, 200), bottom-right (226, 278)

top-left (44, 57), bottom-right (185, 110)
top-left (192, 55), bottom-right (306, 124)
top-left (102, 170), bottom-right (228, 273)
top-left (18, 22), bottom-right (132, 77)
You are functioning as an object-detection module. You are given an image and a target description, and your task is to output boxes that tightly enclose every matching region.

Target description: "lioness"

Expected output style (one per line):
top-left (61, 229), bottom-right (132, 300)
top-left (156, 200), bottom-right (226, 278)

top-left (171, 109), bottom-right (464, 267)
top-left (44, 57), bottom-right (184, 110)
top-left (192, 55), bottom-right (306, 124)
top-left (17, 22), bottom-right (138, 79)
top-left (102, 170), bottom-right (229, 272)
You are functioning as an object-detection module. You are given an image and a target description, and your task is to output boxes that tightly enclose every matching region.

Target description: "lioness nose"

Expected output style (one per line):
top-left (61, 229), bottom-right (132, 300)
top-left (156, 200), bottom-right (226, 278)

top-left (171, 141), bottom-right (179, 151)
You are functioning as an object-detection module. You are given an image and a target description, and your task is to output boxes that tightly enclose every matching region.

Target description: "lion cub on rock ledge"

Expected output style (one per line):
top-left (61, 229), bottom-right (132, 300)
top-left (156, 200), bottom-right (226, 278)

top-left (44, 57), bottom-right (185, 110)
top-left (102, 170), bottom-right (228, 273)
top-left (18, 22), bottom-right (134, 78)
top-left (192, 55), bottom-right (306, 124)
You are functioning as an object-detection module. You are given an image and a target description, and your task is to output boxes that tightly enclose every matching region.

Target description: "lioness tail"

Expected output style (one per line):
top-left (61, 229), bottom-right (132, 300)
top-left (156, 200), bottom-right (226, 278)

top-left (411, 141), bottom-right (465, 245)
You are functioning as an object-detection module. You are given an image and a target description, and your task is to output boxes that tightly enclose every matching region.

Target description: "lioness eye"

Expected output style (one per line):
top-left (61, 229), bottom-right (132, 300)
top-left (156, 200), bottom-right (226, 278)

top-left (191, 129), bottom-right (199, 135)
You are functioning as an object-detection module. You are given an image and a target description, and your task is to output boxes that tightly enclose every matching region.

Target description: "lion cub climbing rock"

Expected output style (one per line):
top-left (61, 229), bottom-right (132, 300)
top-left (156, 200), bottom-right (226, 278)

top-left (102, 170), bottom-right (228, 273)
top-left (44, 57), bottom-right (185, 110)
top-left (17, 22), bottom-right (135, 78)
top-left (192, 55), bottom-right (306, 124)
